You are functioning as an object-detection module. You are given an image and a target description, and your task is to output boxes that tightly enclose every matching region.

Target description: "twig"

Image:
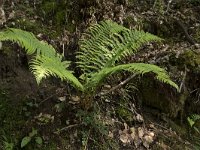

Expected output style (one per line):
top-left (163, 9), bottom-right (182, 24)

top-left (39, 89), bottom-right (64, 106)
top-left (190, 88), bottom-right (199, 94)
top-left (174, 17), bottom-right (200, 51)
top-left (98, 74), bottom-right (137, 96)
top-left (179, 65), bottom-right (187, 92)
top-left (165, 0), bottom-right (173, 13)
top-left (194, 91), bottom-right (200, 103)
top-left (54, 123), bottom-right (81, 134)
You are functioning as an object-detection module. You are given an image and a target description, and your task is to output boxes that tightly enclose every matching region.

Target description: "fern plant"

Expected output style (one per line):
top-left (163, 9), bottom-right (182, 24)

top-left (0, 20), bottom-right (178, 109)
top-left (0, 28), bottom-right (83, 90)
top-left (77, 20), bottom-right (178, 93)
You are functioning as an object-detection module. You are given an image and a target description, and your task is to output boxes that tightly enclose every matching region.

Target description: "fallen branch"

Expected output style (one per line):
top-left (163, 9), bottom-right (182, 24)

top-left (98, 74), bottom-right (137, 96)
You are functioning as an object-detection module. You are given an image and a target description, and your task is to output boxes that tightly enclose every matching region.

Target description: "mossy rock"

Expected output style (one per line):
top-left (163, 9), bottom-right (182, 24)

top-left (139, 50), bottom-right (200, 118)
top-left (180, 50), bottom-right (200, 68)
top-left (139, 77), bottom-right (182, 118)
top-left (170, 50), bottom-right (200, 70)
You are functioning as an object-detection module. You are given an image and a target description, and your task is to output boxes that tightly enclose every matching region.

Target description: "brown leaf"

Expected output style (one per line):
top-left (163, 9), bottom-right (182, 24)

top-left (138, 127), bottom-right (144, 139)
top-left (143, 135), bottom-right (154, 149)
top-left (119, 132), bottom-right (131, 144)
top-left (108, 131), bottom-right (114, 139)
top-left (136, 114), bottom-right (144, 123)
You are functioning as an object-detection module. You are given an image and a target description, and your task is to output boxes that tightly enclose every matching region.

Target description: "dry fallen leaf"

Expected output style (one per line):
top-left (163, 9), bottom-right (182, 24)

top-left (143, 135), bottom-right (154, 149)
top-left (136, 114), bottom-right (144, 122)
top-left (149, 124), bottom-right (156, 129)
top-left (119, 132), bottom-right (131, 144)
top-left (71, 96), bottom-right (80, 102)
top-left (119, 123), bottom-right (131, 144)
top-left (138, 127), bottom-right (144, 139)
top-left (130, 127), bottom-right (136, 140)
top-left (148, 131), bottom-right (155, 137)
top-left (58, 96), bottom-right (66, 102)
top-left (108, 131), bottom-right (114, 138)
top-left (8, 10), bottom-right (15, 20)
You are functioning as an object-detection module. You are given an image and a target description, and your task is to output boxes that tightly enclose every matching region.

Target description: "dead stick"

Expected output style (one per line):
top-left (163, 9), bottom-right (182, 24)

top-left (54, 123), bottom-right (81, 134)
top-left (98, 74), bottom-right (137, 96)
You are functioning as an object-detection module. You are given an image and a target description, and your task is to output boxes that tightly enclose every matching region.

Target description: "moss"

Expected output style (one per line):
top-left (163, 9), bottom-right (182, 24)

top-left (66, 22), bottom-right (76, 33)
top-left (16, 19), bottom-right (41, 31)
top-left (55, 10), bottom-right (66, 26)
top-left (181, 50), bottom-right (200, 67)
top-left (169, 50), bottom-right (200, 73)
top-left (0, 44), bottom-right (13, 55)
top-left (14, 18), bottom-right (61, 39)
top-left (116, 102), bottom-right (133, 122)
top-left (41, 1), bottom-right (56, 16)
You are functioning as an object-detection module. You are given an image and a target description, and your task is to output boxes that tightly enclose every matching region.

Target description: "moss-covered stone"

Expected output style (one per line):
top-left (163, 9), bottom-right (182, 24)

top-left (180, 50), bottom-right (200, 68)
top-left (139, 78), bottom-right (182, 118)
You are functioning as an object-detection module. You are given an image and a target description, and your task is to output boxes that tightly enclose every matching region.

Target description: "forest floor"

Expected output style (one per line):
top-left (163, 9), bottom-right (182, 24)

top-left (0, 0), bottom-right (200, 150)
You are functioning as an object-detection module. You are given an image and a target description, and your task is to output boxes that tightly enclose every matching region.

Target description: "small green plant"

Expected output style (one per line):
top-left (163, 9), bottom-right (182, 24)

top-left (21, 128), bottom-right (43, 148)
top-left (187, 114), bottom-right (200, 134)
top-left (2, 141), bottom-right (14, 150)
top-left (1, 135), bottom-right (14, 150)
top-left (77, 107), bottom-right (119, 150)
top-left (187, 114), bottom-right (200, 150)
top-left (0, 20), bottom-right (178, 109)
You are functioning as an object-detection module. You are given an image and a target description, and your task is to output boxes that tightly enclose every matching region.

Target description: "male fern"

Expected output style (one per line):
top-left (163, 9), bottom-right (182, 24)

top-left (0, 20), bottom-right (178, 102)
top-left (0, 28), bottom-right (83, 90)
top-left (77, 20), bottom-right (178, 92)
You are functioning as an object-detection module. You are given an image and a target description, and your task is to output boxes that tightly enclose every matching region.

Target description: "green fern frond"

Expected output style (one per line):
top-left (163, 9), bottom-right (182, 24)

top-left (0, 28), bottom-right (83, 91)
top-left (85, 63), bottom-right (179, 92)
top-left (77, 20), bottom-right (162, 75)
top-left (0, 28), bottom-right (56, 56)
top-left (30, 55), bottom-right (83, 90)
